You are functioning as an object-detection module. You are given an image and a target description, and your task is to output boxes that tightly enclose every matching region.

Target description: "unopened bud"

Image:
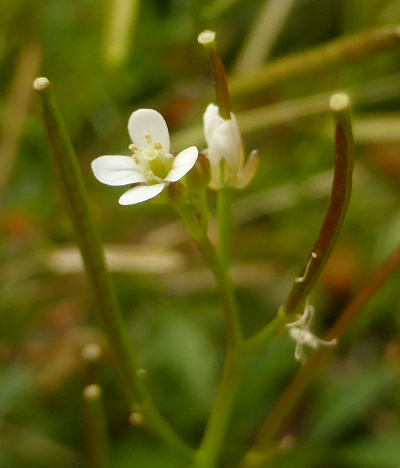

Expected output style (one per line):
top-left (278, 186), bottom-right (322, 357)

top-left (186, 152), bottom-right (211, 190)
top-left (129, 412), bottom-right (144, 426)
top-left (197, 30), bottom-right (216, 49)
top-left (167, 181), bottom-right (186, 205)
top-left (81, 343), bottom-right (102, 363)
top-left (33, 77), bottom-right (51, 93)
top-left (83, 384), bottom-right (101, 400)
top-left (329, 92), bottom-right (351, 113)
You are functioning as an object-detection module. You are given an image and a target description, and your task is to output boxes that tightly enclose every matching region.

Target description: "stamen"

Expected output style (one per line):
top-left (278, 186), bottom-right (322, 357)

top-left (129, 143), bottom-right (138, 152)
top-left (295, 252), bottom-right (317, 283)
top-left (144, 132), bottom-right (152, 143)
top-left (286, 300), bottom-right (313, 329)
top-left (153, 142), bottom-right (162, 150)
top-left (146, 170), bottom-right (163, 183)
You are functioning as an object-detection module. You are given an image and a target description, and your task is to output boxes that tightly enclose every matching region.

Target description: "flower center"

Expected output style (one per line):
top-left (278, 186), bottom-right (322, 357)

top-left (130, 134), bottom-right (173, 181)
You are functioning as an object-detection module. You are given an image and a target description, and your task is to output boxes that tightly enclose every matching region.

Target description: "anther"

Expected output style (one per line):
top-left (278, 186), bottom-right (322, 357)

top-left (295, 252), bottom-right (317, 283)
top-left (144, 132), bottom-right (152, 143)
top-left (153, 142), bottom-right (162, 150)
top-left (129, 144), bottom-right (138, 152)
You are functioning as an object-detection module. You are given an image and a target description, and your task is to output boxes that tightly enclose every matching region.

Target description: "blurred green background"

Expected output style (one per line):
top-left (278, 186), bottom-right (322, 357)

top-left (1, 0), bottom-right (400, 467)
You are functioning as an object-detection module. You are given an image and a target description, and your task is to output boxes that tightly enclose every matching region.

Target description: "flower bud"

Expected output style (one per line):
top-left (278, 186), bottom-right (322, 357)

top-left (186, 152), bottom-right (211, 190)
top-left (203, 104), bottom-right (258, 189)
top-left (167, 181), bottom-right (187, 205)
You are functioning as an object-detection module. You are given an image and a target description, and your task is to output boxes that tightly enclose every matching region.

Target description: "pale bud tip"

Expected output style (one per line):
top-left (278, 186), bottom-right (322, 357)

top-left (33, 77), bottom-right (51, 93)
top-left (329, 92), bottom-right (351, 112)
top-left (83, 384), bottom-right (101, 400)
top-left (197, 30), bottom-right (216, 46)
top-left (129, 412), bottom-right (144, 425)
top-left (81, 343), bottom-right (102, 363)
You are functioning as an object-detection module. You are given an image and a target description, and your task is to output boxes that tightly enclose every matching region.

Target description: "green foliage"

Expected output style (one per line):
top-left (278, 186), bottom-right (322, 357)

top-left (1, 0), bottom-right (400, 466)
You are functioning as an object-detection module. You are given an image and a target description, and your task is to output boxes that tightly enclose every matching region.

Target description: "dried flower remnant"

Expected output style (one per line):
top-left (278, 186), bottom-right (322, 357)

top-left (92, 109), bottom-right (198, 204)
top-left (286, 301), bottom-right (337, 362)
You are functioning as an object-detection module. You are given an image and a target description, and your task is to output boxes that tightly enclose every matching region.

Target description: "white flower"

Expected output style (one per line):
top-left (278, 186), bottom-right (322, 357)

top-left (91, 109), bottom-right (198, 205)
top-left (203, 103), bottom-right (258, 190)
top-left (286, 301), bottom-right (337, 362)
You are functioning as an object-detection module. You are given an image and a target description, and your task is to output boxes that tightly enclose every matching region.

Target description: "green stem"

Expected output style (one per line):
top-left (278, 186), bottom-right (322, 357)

top-left (243, 313), bottom-right (286, 357)
top-left (199, 234), bottom-right (242, 348)
top-left (175, 202), bottom-right (242, 348)
top-left (83, 385), bottom-right (109, 468)
top-left (34, 77), bottom-right (138, 395)
top-left (230, 25), bottom-right (400, 97)
top-left (195, 352), bottom-right (247, 468)
top-left (173, 192), bottom-right (244, 468)
top-left (217, 187), bottom-right (232, 272)
top-left (33, 78), bottom-right (193, 461)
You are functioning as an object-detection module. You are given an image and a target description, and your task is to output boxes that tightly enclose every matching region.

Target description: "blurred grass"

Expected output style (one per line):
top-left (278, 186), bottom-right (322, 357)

top-left (1, 0), bottom-right (400, 467)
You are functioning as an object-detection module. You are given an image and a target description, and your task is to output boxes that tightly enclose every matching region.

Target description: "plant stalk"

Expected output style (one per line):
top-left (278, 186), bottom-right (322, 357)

top-left (33, 77), bottom-right (193, 460)
top-left (241, 245), bottom-right (400, 468)
top-left (194, 352), bottom-right (246, 468)
top-left (217, 187), bottom-right (233, 273)
top-left (83, 384), bottom-right (109, 468)
top-left (175, 202), bottom-right (242, 348)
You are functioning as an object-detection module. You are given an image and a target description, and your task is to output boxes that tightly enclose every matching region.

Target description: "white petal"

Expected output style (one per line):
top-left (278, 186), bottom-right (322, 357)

top-left (119, 183), bottom-right (166, 205)
top-left (165, 146), bottom-right (198, 182)
top-left (209, 160), bottom-right (223, 190)
top-left (128, 109), bottom-right (170, 152)
top-left (209, 118), bottom-right (242, 170)
top-left (203, 103), bottom-right (223, 145)
top-left (91, 156), bottom-right (145, 186)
